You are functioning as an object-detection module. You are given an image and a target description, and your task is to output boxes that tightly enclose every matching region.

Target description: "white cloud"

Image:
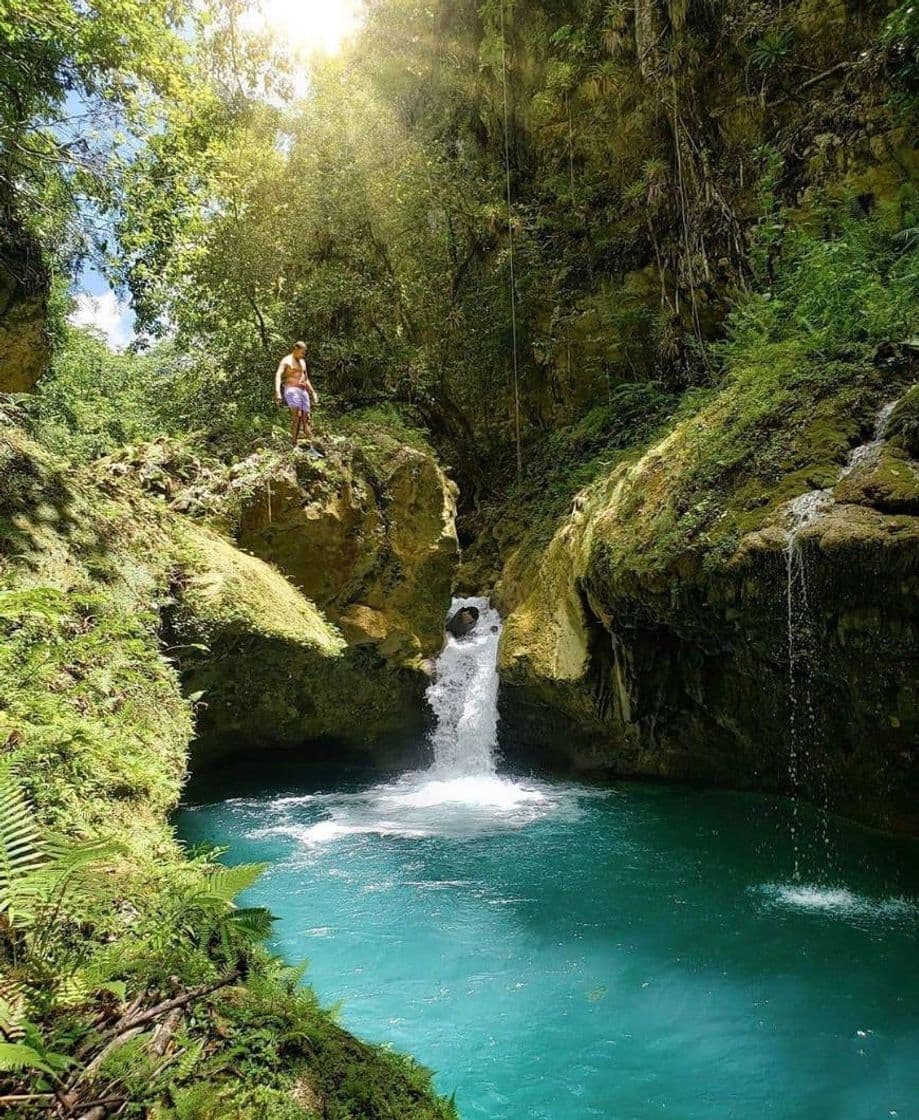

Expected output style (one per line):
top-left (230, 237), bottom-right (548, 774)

top-left (69, 290), bottom-right (135, 351)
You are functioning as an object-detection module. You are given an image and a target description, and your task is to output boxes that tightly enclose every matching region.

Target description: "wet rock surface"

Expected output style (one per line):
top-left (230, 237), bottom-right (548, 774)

top-left (446, 605), bottom-right (479, 639)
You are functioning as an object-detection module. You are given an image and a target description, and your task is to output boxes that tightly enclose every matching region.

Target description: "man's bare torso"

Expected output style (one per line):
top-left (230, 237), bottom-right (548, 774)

top-left (280, 354), bottom-right (307, 386)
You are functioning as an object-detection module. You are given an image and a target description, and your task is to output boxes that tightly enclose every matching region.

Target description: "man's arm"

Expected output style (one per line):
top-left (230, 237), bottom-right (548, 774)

top-left (303, 361), bottom-right (318, 405)
top-left (274, 359), bottom-right (286, 403)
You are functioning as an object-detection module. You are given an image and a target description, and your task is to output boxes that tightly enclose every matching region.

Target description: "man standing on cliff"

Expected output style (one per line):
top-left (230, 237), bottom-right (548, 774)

top-left (275, 340), bottom-right (318, 449)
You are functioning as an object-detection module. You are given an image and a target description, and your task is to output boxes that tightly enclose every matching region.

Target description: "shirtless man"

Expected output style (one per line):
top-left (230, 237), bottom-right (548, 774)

top-left (274, 341), bottom-right (318, 448)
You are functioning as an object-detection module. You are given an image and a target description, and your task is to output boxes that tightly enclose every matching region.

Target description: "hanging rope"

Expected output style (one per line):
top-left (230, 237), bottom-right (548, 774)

top-left (499, 0), bottom-right (522, 481)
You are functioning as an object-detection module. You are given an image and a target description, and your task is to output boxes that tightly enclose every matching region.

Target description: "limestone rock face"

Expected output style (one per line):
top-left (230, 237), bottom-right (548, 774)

top-left (234, 436), bottom-right (459, 669)
top-left (497, 378), bottom-right (919, 833)
top-left (91, 420), bottom-right (460, 755)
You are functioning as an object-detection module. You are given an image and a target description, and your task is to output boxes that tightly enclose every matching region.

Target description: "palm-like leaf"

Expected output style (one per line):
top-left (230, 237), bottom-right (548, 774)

top-left (227, 907), bottom-right (276, 941)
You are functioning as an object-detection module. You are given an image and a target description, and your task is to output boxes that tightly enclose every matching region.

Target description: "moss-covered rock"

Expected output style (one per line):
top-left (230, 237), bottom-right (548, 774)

top-left (833, 443), bottom-right (919, 513)
top-left (887, 382), bottom-right (919, 459)
top-left (167, 520), bottom-right (431, 753)
top-left (0, 216), bottom-right (50, 393)
top-left (231, 435), bottom-right (458, 670)
top-left (90, 415), bottom-right (461, 751)
top-left (106, 416), bottom-right (460, 673)
top-left (497, 368), bottom-right (919, 832)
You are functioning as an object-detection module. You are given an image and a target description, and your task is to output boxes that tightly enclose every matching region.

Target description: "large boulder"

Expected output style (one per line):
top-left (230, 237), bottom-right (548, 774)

top-left (231, 429), bottom-right (459, 669)
top-left (166, 520), bottom-right (432, 754)
top-left (90, 422), bottom-right (460, 756)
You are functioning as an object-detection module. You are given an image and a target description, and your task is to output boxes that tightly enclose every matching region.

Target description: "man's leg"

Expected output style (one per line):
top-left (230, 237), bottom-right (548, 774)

top-left (289, 407), bottom-right (300, 447)
top-left (302, 410), bottom-right (312, 443)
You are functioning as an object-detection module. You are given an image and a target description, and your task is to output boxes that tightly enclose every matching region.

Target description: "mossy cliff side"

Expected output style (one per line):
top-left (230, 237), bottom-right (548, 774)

top-left (496, 356), bottom-right (919, 833)
top-left (0, 216), bottom-right (49, 394)
top-left (0, 426), bottom-right (455, 1118)
top-left (95, 414), bottom-right (460, 753)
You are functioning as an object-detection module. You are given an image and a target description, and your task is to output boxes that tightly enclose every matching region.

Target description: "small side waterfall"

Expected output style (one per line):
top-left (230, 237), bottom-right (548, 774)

top-left (838, 401), bottom-right (897, 479)
top-left (782, 401), bottom-right (899, 874)
top-left (426, 597), bottom-right (503, 776)
top-left (784, 489), bottom-right (834, 876)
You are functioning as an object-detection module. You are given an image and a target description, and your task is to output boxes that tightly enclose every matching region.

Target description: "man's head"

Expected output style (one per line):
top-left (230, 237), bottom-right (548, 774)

top-left (293, 341), bottom-right (306, 358)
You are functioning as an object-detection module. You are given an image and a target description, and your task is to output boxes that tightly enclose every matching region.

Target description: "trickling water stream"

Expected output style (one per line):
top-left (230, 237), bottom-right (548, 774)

top-left (784, 488), bottom-right (835, 875)
top-left (177, 596), bottom-right (919, 1118)
top-left (782, 403), bottom-right (900, 875)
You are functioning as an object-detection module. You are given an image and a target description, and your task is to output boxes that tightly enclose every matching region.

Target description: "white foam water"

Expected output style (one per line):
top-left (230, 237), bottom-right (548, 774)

top-left (426, 596), bottom-right (503, 776)
top-left (249, 597), bottom-right (571, 848)
top-left (839, 401), bottom-right (898, 479)
top-left (756, 882), bottom-right (918, 924)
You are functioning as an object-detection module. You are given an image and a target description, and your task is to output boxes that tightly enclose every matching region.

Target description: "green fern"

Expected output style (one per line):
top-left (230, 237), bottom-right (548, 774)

top-left (0, 1035), bottom-right (70, 1077)
top-left (0, 976), bottom-right (28, 1038)
top-left (226, 907), bottom-right (276, 940)
top-left (201, 863), bottom-right (266, 904)
top-left (0, 757), bottom-right (48, 927)
top-left (171, 1037), bottom-right (205, 1083)
top-left (0, 1040), bottom-right (51, 1073)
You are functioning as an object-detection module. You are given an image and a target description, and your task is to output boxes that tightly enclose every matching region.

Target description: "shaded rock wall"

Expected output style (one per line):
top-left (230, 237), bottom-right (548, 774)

top-left (168, 520), bottom-right (432, 756)
top-left (0, 214), bottom-right (50, 393)
top-left (497, 372), bottom-right (919, 832)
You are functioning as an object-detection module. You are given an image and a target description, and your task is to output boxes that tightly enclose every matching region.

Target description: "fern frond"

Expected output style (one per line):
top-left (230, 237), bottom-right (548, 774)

top-left (0, 1040), bottom-right (53, 1074)
top-left (201, 863), bottom-right (266, 904)
top-left (0, 758), bottom-right (48, 925)
top-left (54, 972), bottom-right (95, 1010)
top-left (172, 1037), bottom-right (205, 1083)
top-left (227, 907), bottom-right (276, 941)
top-left (0, 976), bottom-right (28, 1039)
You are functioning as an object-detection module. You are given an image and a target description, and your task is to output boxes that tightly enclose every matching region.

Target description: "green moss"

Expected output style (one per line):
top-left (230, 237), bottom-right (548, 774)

top-left (173, 521), bottom-right (345, 655)
top-left (888, 382), bottom-right (919, 458)
top-left (332, 405), bottom-right (435, 460)
top-left (0, 585), bottom-right (190, 848)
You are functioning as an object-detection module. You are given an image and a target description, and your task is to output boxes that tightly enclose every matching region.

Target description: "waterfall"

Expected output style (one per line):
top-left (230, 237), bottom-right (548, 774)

top-left (839, 401), bottom-right (897, 479)
top-left (260, 595), bottom-right (567, 846)
top-left (426, 597), bottom-right (503, 776)
top-left (782, 400), bottom-right (899, 874)
top-left (784, 489), bottom-right (834, 877)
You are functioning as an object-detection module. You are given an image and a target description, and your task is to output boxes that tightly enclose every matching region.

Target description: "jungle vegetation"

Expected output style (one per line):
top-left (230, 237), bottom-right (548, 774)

top-left (1, 0), bottom-right (918, 1117)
